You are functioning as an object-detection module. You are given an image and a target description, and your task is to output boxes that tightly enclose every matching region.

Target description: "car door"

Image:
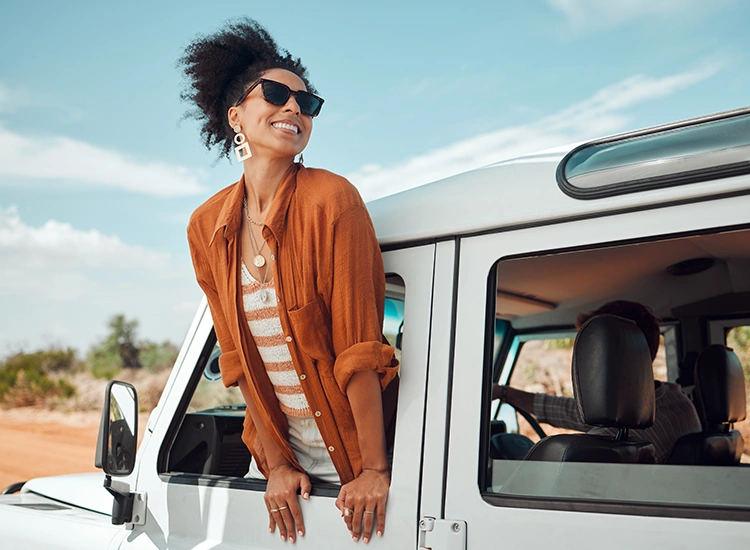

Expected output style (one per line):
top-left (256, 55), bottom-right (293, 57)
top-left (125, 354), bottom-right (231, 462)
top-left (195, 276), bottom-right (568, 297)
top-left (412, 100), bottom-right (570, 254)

top-left (444, 196), bottom-right (750, 549)
top-left (118, 244), bottom-right (436, 549)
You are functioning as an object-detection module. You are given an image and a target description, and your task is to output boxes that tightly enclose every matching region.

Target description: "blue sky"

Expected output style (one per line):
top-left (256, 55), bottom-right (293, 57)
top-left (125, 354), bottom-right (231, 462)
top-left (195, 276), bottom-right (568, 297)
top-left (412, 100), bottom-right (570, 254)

top-left (1, 0), bottom-right (748, 353)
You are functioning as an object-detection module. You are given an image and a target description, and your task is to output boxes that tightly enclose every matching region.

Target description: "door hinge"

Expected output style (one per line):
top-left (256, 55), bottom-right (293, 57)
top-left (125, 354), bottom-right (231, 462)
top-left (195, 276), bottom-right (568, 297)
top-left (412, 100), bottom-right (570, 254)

top-left (418, 516), bottom-right (466, 550)
top-left (104, 477), bottom-right (147, 528)
top-left (125, 491), bottom-right (147, 529)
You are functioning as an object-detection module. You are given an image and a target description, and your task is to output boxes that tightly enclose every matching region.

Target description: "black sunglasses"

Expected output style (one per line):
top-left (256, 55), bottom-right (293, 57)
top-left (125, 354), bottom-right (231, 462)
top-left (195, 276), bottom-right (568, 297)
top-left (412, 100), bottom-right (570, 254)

top-left (234, 79), bottom-right (324, 117)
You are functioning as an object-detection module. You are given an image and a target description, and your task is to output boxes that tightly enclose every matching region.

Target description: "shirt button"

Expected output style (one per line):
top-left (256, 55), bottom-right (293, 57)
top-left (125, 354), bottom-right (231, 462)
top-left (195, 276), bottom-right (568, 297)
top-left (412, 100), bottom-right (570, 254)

top-left (314, 410), bottom-right (321, 417)
top-left (299, 374), bottom-right (306, 380)
top-left (276, 296), bottom-right (281, 303)
top-left (328, 446), bottom-right (335, 452)
top-left (285, 336), bottom-right (292, 342)
top-left (270, 254), bottom-right (276, 261)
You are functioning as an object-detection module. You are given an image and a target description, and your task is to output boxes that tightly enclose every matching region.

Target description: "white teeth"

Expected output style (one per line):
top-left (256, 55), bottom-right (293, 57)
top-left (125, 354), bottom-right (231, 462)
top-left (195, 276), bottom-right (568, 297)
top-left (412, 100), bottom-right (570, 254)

top-left (273, 122), bottom-right (299, 134)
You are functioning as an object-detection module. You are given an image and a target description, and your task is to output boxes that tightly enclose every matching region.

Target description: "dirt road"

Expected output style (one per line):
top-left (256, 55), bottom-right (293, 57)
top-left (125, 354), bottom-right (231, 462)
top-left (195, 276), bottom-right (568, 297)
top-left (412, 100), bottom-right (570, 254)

top-left (0, 409), bottom-right (106, 490)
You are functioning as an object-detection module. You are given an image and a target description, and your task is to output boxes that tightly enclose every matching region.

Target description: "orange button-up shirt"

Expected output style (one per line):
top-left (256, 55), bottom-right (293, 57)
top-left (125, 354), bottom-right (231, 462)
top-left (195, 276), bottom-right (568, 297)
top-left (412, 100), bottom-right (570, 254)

top-left (187, 164), bottom-right (398, 484)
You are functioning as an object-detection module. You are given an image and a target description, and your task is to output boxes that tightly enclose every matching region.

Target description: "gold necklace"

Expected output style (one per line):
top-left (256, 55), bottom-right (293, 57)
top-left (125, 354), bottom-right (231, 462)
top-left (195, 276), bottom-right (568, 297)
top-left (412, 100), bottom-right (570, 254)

top-left (243, 197), bottom-right (267, 269)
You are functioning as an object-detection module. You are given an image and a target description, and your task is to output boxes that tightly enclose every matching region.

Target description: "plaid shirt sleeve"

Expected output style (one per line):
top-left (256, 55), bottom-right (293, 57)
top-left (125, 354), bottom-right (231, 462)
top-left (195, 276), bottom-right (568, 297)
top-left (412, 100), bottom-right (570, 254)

top-left (532, 384), bottom-right (702, 463)
top-left (533, 393), bottom-right (593, 432)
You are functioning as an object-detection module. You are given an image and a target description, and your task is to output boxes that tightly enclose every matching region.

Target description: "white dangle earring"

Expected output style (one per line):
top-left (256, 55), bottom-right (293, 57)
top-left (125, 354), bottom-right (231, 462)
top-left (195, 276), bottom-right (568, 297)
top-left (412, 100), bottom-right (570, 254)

top-left (233, 125), bottom-right (252, 162)
top-left (297, 153), bottom-right (304, 164)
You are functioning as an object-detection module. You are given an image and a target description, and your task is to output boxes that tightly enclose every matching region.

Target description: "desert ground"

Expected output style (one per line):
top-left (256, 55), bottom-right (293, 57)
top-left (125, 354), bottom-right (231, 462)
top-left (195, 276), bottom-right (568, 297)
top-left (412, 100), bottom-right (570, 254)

top-left (0, 408), bottom-right (102, 490)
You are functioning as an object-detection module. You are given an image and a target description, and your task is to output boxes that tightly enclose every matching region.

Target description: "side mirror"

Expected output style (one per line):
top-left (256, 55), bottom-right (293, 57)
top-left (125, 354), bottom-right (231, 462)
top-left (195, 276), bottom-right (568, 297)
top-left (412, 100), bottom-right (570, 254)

top-left (95, 381), bottom-right (138, 476)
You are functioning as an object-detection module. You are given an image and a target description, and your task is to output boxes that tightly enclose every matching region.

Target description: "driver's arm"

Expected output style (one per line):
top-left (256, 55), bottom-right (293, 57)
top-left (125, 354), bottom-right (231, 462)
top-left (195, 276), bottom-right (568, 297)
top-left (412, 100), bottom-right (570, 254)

top-left (494, 386), bottom-right (592, 432)
top-left (492, 385), bottom-right (535, 412)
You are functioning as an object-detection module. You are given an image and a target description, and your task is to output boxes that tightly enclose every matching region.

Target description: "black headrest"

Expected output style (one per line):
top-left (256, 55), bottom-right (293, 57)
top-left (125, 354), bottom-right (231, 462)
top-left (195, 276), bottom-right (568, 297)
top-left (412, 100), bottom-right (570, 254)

top-left (572, 314), bottom-right (655, 429)
top-left (695, 345), bottom-right (747, 424)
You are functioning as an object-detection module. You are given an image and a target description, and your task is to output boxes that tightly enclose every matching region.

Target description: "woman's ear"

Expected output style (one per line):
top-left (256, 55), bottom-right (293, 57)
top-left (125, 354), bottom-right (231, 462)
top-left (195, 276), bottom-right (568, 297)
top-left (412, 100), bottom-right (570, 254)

top-left (227, 106), bottom-right (240, 129)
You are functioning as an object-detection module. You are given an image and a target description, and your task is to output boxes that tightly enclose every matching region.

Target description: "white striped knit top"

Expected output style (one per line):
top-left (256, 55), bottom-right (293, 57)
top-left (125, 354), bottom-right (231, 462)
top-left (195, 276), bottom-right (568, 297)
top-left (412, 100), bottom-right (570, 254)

top-left (241, 263), bottom-right (312, 418)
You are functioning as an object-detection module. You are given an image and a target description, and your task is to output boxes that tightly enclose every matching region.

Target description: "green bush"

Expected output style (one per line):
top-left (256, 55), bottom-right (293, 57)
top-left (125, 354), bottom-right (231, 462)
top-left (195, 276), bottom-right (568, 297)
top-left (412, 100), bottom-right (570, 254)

top-left (545, 338), bottom-right (575, 350)
top-left (86, 345), bottom-right (123, 380)
top-left (139, 341), bottom-right (179, 372)
top-left (0, 347), bottom-right (78, 406)
top-left (85, 314), bottom-right (142, 379)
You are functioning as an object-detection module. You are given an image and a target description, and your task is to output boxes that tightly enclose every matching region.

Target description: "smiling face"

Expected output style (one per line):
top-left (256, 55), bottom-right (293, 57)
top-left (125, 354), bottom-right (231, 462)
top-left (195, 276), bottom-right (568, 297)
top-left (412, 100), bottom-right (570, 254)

top-left (228, 68), bottom-right (313, 162)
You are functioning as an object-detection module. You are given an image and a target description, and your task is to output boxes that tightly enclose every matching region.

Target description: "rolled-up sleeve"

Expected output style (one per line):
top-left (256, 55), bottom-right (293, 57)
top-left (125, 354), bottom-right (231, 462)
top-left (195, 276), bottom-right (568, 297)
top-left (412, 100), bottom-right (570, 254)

top-left (329, 205), bottom-right (398, 394)
top-left (188, 227), bottom-right (244, 388)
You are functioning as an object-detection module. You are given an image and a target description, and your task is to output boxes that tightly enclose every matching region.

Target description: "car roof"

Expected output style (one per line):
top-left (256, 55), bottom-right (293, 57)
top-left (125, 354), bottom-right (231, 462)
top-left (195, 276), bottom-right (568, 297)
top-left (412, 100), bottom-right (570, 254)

top-left (368, 108), bottom-right (750, 246)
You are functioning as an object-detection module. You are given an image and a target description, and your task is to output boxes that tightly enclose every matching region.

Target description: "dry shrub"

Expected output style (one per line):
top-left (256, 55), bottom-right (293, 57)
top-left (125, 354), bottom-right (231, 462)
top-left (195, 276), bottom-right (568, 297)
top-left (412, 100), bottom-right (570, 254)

top-left (2, 368), bottom-right (76, 408)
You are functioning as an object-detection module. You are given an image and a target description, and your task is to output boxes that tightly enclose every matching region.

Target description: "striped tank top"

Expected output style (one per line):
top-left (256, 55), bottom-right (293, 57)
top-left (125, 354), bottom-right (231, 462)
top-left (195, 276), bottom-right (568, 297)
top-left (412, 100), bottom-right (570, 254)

top-left (241, 262), bottom-right (337, 481)
top-left (240, 262), bottom-right (312, 417)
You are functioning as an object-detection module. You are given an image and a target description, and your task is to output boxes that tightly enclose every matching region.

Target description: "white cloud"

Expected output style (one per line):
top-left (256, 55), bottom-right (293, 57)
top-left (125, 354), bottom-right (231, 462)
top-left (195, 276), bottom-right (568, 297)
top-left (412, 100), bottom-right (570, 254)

top-left (0, 205), bottom-right (168, 272)
top-left (546, 0), bottom-right (732, 30)
top-left (0, 206), bottom-right (199, 352)
top-left (0, 83), bottom-right (25, 114)
top-left (0, 124), bottom-right (205, 197)
top-left (350, 62), bottom-right (722, 202)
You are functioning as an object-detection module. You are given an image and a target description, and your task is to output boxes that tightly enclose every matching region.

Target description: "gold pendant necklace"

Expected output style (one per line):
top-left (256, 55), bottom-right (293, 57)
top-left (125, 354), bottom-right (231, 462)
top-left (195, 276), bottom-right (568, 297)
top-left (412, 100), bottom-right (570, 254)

top-left (243, 198), bottom-right (269, 293)
top-left (243, 197), bottom-right (267, 270)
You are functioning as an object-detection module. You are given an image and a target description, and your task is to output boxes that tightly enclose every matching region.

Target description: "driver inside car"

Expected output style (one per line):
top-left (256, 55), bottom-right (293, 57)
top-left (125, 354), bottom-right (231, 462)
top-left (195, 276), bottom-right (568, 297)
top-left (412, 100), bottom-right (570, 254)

top-left (494, 300), bottom-right (702, 463)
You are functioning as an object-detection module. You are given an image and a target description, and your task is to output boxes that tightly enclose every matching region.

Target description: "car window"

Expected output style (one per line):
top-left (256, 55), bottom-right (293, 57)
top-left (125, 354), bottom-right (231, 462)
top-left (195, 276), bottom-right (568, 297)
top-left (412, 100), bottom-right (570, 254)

top-left (166, 275), bottom-right (406, 480)
top-left (506, 337), bottom-right (575, 441)
top-left (483, 228), bottom-right (750, 518)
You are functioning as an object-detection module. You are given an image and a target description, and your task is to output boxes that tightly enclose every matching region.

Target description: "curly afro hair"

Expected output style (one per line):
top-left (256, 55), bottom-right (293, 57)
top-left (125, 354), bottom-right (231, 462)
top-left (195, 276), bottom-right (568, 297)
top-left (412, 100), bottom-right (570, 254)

top-left (178, 18), bottom-right (316, 159)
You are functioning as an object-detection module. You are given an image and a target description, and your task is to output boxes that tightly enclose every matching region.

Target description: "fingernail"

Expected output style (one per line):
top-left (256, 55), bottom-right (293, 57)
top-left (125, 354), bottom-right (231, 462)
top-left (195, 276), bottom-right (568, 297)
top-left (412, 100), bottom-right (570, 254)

top-left (269, 527), bottom-right (273, 533)
top-left (281, 535), bottom-right (286, 541)
top-left (352, 536), bottom-right (358, 542)
top-left (298, 530), bottom-right (304, 536)
top-left (364, 537), bottom-right (370, 544)
top-left (377, 530), bottom-right (383, 537)
top-left (303, 492), bottom-right (309, 500)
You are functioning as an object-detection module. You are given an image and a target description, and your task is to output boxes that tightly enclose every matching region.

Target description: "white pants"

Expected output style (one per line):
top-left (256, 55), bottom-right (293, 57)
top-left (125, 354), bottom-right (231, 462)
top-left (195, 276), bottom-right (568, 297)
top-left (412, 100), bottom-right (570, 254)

top-left (246, 416), bottom-right (340, 484)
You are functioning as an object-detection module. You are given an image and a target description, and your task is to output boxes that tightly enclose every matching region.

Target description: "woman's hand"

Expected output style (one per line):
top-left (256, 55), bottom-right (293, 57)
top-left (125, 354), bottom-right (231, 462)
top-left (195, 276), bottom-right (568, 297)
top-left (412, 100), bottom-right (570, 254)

top-left (265, 464), bottom-right (312, 543)
top-left (335, 468), bottom-right (390, 543)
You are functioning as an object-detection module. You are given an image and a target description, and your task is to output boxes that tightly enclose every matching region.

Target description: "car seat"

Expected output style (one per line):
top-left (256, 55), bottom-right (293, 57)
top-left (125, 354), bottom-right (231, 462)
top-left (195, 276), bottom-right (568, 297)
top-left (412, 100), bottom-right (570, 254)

top-left (525, 314), bottom-right (657, 463)
top-left (667, 344), bottom-right (746, 465)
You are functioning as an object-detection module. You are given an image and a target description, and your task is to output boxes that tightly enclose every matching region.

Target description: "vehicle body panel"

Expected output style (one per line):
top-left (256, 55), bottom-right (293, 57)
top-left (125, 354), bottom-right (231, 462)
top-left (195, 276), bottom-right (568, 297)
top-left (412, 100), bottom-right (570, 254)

top-left (0, 491), bottom-right (124, 549)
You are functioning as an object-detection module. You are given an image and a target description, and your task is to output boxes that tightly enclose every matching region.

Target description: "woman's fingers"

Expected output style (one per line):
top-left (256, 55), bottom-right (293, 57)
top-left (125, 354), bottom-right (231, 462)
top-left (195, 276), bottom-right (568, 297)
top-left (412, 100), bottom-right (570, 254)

top-left (342, 503), bottom-right (354, 532)
top-left (268, 499), bottom-right (303, 542)
top-left (278, 505), bottom-right (296, 542)
top-left (266, 466), bottom-right (310, 542)
top-left (362, 509), bottom-right (376, 543)
top-left (266, 501), bottom-right (278, 534)
top-left (335, 486), bottom-right (347, 513)
top-left (375, 499), bottom-right (386, 538)
top-left (342, 500), bottom-right (386, 543)
top-left (350, 503), bottom-right (364, 542)
top-left (339, 470), bottom-right (391, 542)
top-left (301, 475), bottom-right (312, 501)
top-left (289, 497), bottom-right (305, 537)
top-left (270, 504), bottom-right (288, 541)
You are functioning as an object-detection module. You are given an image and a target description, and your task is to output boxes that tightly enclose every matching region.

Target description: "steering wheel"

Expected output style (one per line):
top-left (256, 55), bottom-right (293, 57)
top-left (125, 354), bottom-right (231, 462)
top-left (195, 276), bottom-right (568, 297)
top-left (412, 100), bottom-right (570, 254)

top-left (509, 402), bottom-right (547, 439)
top-left (494, 396), bottom-right (548, 439)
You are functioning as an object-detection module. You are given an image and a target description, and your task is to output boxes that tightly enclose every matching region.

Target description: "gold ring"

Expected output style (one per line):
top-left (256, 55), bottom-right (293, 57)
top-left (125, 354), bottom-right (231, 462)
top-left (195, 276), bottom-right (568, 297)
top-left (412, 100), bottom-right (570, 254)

top-left (363, 510), bottom-right (375, 515)
top-left (277, 505), bottom-right (288, 511)
top-left (270, 508), bottom-right (279, 513)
